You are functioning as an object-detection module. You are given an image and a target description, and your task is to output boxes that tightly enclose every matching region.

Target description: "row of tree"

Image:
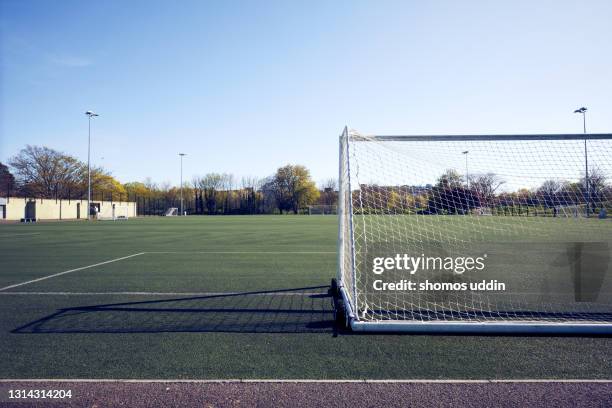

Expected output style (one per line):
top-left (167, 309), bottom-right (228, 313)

top-left (1, 146), bottom-right (127, 200)
top-left (0, 145), bottom-right (331, 215)
top-left (358, 168), bottom-right (610, 215)
top-left (2, 145), bottom-right (609, 216)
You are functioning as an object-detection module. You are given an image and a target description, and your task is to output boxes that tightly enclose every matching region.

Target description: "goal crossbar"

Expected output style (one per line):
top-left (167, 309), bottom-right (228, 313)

top-left (352, 133), bottom-right (612, 142)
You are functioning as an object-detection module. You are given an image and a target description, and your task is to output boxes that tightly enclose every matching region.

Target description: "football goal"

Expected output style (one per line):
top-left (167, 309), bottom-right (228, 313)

top-left (165, 207), bottom-right (178, 216)
top-left (98, 204), bottom-right (130, 221)
top-left (335, 127), bottom-right (612, 333)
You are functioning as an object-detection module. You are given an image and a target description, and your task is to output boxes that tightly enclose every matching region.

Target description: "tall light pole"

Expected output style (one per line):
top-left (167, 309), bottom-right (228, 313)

top-left (574, 107), bottom-right (588, 216)
top-left (85, 111), bottom-right (99, 220)
top-left (462, 151), bottom-right (469, 188)
top-left (179, 153), bottom-right (186, 216)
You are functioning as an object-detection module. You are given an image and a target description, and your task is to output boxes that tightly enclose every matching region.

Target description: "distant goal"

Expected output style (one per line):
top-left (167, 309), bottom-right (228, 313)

top-left (335, 127), bottom-right (612, 333)
top-left (165, 207), bottom-right (178, 216)
top-left (308, 205), bottom-right (337, 215)
top-left (98, 204), bottom-right (130, 221)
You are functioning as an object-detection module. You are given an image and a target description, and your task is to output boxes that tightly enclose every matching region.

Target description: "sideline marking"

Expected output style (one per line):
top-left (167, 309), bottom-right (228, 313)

top-left (0, 253), bottom-right (145, 292)
top-left (145, 251), bottom-right (335, 254)
top-left (0, 291), bottom-right (326, 296)
top-left (0, 379), bottom-right (609, 384)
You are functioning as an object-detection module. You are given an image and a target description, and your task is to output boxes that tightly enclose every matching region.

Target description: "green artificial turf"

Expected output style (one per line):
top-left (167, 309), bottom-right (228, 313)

top-left (0, 216), bottom-right (610, 379)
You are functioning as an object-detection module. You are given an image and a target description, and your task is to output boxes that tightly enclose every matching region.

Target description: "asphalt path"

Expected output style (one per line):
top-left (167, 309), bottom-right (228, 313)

top-left (1, 380), bottom-right (610, 407)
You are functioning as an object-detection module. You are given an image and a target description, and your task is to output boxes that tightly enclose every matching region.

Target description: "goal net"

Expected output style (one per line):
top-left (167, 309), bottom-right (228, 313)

top-left (337, 127), bottom-right (612, 333)
top-left (165, 207), bottom-right (178, 216)
top-left (113, 205), bottom-right (130, 220)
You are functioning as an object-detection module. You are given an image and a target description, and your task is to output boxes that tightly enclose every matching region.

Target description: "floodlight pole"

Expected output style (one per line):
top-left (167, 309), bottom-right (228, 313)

top-left (462, 151), bottom-right (469, 188)
top-left (179, 153), bottom-right (186, 216)
top-left (574, 107), bottom-right (589, 217)
top-left (85, 111), bottom-right (99, 221)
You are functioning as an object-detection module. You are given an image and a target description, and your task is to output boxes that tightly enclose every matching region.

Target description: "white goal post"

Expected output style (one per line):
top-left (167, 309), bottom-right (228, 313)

top-left (336, 127), bottom-right (612, 333)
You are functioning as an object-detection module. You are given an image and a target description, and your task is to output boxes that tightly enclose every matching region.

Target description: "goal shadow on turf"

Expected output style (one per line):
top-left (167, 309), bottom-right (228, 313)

top-left (12, 286), bottom-right (337, 334)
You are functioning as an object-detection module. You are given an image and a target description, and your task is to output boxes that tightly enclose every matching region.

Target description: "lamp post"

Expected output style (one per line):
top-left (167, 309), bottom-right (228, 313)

top-left (85, 111), bottom-right (99, 220)
top-left (179, 153), bottom-right (186, 216)
top-left (462, 151), bottom-right (470, 188)
top-left (574, 107), bottom-right (588, 216)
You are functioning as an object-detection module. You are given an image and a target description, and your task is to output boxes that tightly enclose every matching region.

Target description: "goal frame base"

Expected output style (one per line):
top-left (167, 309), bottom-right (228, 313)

top-left (337, 286), bottom-right (612, 334)
top-left (350, 319), bottom-right (612, 334)
top-left (97, 216), bottom-right (129, 221)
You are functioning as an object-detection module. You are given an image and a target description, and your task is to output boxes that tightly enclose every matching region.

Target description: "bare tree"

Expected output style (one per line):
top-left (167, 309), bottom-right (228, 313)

top-left (320, 178), bottom-right (338, 207)
top-left (9, 145), bottom-right (82, 198)
top-left (144, 177), bottom-right (158, 191)
top-left (241, 176), bottom-right (261, 214)
top-left (469, 173), bottom-right (505, 202)
top-left (537, 179), bottom-right (566, 208)
top-left (321, 178), bottom-right (338, 190)
top-left (241, 176), bottom-right (260, 190)
top-left (582, 167), bottom-right (609, 207)
top-left (538, 179), bottom-right (563, 195)
top-left (583, 167), bottom-right (607, 193)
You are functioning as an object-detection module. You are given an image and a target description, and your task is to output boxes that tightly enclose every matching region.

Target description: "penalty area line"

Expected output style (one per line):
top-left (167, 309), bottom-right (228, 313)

top-left (144, 251), bottom-right (336, 254)
top-left (0, 232), bottom-right (42, 238)
top-left (0, 253), bottom-right (145, 292)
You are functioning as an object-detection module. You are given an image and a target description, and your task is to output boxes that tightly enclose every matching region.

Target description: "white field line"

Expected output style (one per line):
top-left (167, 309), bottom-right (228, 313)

top-left (144, 251), bottom-right (335, 254)
top-left (0, 379), bottom-right (609, 384)
top-left (0, 291), bottom-right (326, 296)
top-left (0, 253), bottom-right (145, 292)
top-left (0, 232), bottom-right (42, 237)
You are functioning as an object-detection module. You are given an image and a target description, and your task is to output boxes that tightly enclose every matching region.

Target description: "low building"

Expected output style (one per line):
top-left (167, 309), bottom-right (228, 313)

top-left (0, 197), bottom-right (136, 221)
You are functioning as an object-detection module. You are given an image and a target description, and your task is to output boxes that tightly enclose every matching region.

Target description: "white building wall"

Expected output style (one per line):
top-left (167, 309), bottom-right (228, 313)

top-left (0, 197), bottom-right (137, 221)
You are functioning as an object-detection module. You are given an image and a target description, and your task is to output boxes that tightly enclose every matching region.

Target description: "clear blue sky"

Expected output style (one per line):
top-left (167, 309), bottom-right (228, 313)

top-left (1, 0), bottom-right (611, 186)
